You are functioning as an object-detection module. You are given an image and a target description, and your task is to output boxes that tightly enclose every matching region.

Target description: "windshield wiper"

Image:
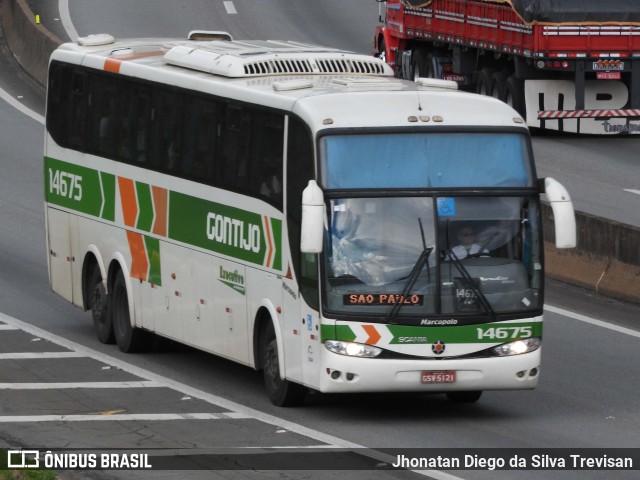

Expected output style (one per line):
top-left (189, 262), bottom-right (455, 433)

top-left (446, 248), bottom-right (496, 321)
top-left (385, 219), bottom-right (432, 324)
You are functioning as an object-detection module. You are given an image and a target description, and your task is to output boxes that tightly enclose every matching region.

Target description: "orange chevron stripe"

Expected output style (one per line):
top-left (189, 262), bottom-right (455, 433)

top-left (151, 186), bottom-right (168, 237)
top-left (126, 231), bottom-right (148, 281)
top-left (104, 59), bottom-right (121, 74)
top-left (118, 177), bottom-right (138, 228)
top-left (263, 215), bottom-right (273, 268)
top-left (104, 52), bottom-right (162, 74)
top-left (362, 325), bottom-right (381, 345)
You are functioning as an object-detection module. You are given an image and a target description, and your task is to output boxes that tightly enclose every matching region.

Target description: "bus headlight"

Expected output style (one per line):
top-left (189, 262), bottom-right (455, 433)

top-left (492, 337), bottom-right (541, 356)
top-left (325, 340), bottom-right (383, 358)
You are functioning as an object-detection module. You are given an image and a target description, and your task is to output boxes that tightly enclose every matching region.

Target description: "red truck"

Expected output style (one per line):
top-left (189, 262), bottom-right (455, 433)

top-left (374, 0), bottom-right (640, 134)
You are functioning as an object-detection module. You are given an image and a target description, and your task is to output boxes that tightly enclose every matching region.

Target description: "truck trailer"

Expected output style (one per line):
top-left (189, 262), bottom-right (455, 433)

top-left (374, 0), bottom-right (640, 134)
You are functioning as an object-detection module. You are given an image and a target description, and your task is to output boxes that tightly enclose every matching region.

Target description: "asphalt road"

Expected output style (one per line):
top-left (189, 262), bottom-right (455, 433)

top-left (0, 2), bottom-right (639, 480)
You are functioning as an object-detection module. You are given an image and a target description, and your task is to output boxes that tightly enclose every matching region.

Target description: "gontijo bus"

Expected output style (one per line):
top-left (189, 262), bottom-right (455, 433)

top-left (44, 32), bottom-right (576, 406)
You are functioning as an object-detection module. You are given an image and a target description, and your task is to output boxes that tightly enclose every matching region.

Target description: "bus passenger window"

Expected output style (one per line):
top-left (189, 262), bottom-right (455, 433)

top-left (153, 90), bottom-right (185, 173)
top-left (69, 72), bottom-right (88, 151)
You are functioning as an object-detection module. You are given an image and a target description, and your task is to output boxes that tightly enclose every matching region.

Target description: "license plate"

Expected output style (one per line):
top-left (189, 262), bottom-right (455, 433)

top-left (597, 72), bottom-right (621, 80)
top-left (421, 370), bottom-right (456, 384)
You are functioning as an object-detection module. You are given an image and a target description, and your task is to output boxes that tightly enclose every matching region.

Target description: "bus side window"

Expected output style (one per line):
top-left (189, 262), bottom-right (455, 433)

top-left (286, 116), bottom-right (318, 310)
top-left (46, 62), bottom-right (73, 148)
top-left (69, 71), bottom-right (88, 151)
top-left (250, 111), bottom-right (284, 208)
top-left (121, 84), bottom-right (152, 164)
top-left (89, 74), bottom-right (120, 159)
top-left (184, 96), bottom-right (218, 184)
top-left (220, 105), bottom-right (251, 192)
top-left (152, 89), bottom-right (185, 173)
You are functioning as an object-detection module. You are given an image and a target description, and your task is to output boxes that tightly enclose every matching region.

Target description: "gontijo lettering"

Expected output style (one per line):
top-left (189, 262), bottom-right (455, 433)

top-left (206, 212), bottom-right (260, 253)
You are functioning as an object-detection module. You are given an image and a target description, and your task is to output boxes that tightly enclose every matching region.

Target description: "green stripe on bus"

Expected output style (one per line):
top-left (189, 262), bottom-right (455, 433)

top-left (270, 217), bottom-right (283, 271)
top-left (144, 235), bottom-right (162, 286)
top-left (135, 182), bottom-right (153, 232)
top-left (99, 172), bottom-right (116, 221)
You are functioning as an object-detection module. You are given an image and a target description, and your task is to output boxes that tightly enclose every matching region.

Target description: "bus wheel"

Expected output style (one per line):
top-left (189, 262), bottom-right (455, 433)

top-left (446, 391), bottom-right (482, 403)
top-left (112, 270), bottom-right (146, 353)
top-left (262, 322), bottom-right (307, 407)
top-left (90, 267), bottom-right (114, 344)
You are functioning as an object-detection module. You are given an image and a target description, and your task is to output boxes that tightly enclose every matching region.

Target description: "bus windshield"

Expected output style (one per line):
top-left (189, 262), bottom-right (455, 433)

top-left (320, 132), bottom-right (534, 189)
top-left (324, 196), bottom-right (542, 320)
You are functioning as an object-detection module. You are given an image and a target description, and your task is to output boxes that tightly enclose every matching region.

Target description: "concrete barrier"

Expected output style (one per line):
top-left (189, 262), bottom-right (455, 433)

top-left (543, 204), bottom-right (640, 304)
top-left (2, 0), bottom-right (639, 305)
top-left (1, 0), bottom-right (62, 86)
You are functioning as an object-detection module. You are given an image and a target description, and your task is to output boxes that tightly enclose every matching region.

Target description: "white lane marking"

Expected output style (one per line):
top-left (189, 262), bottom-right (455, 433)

top-left (0, 311), bottom-right (464, 480)
top-left (623, 188), bottom-right (640, 195)
top-left (59, 0), bottom-right (79, 41)
top-left (0, 325), bottom-right (19, 330)
top-left (223, 1), bottom-right (237, 14)
top-left (0, 352), bottom-right (84, 359)
top-left (0, 86), bottom-right (44, 125)
top-left (0, 381), bottom-right (162, 389)
top-left (0, 412), bottom-right (251, 423)
top-left (545, 304), bottom-right (640, 338)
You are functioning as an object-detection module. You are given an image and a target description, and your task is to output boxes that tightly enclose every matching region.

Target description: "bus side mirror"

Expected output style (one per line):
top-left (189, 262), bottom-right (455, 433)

top-left (540, 177), bottom-right (577, 249)
top-left (301, 180), bottom-right (325, 253)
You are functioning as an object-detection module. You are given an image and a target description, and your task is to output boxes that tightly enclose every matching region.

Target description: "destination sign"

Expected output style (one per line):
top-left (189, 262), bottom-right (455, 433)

top-left (343, 293), bottom-right (424, 306)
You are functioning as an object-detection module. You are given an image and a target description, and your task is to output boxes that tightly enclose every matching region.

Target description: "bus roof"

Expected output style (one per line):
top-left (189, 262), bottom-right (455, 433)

top-left (52, 34), bottom-right (528, 133)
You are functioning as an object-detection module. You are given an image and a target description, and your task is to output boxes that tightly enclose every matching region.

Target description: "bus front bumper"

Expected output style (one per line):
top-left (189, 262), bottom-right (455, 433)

top-left (317, 348), bottom-right (541, 393)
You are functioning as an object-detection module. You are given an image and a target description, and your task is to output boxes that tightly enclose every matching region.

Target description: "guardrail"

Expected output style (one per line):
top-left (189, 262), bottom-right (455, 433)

top-left (2, 0), bottom-right (638, 304)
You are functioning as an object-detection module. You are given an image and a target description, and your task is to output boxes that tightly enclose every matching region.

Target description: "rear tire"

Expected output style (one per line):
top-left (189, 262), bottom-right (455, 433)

top-left (411, 49), bottom-right (430, 81)
top-left (506, 75), bottom-right (526, 117)
top-left (112, 270), bottom-right (147, 353)
top-left (490, 71), bottom-right (509, 102)
top-left (476, 68), bottom-right (496, 96)
top-left (262, 322), bottom-right (307, 407)
top-left (90, 267), bottom-right (114, 344)
top-left (446, 391), bottom-right (482, 403)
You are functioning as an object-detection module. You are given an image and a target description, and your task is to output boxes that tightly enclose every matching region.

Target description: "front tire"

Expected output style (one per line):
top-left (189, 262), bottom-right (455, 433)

top-left (112, 270), bottom-right (147, 353)
top-left (262, 322), bottom-right (307, 407)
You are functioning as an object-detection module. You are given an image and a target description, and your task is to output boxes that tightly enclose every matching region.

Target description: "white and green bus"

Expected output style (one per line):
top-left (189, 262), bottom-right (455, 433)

top-left (45, 33), bottom-right (576, 406)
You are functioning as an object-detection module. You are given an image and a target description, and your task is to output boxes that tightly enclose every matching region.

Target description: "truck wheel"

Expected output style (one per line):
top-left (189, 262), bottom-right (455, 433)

top-left (261, 321), bottom-right (307, 407)
top-left (377, 38), bottom-right (387, 63)
top-left (446, 391), bottom-right (482, 403)
top-left (506, 75), bottom-right (526, 117)
top-left (476, 68), bottom-right (496, 96)
top-left (490, 71), bottom-right (509, 102)
top-left (112, 270), bottom-right (147, 353)
top-left (89, 267), bottom-right (114, 344)
top-left (411, 49), bottom-right (430, 81)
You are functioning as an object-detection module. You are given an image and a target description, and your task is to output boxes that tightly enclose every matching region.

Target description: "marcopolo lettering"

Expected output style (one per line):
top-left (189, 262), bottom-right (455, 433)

top-left (207, 212), bottom-right (260, 253)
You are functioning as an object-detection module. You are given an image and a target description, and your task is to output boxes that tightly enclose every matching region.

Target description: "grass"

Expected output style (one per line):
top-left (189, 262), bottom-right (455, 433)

top-left (0, 472), bottom-right (57, 480)
top-left (0, 450), bottom-right (57, 480)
